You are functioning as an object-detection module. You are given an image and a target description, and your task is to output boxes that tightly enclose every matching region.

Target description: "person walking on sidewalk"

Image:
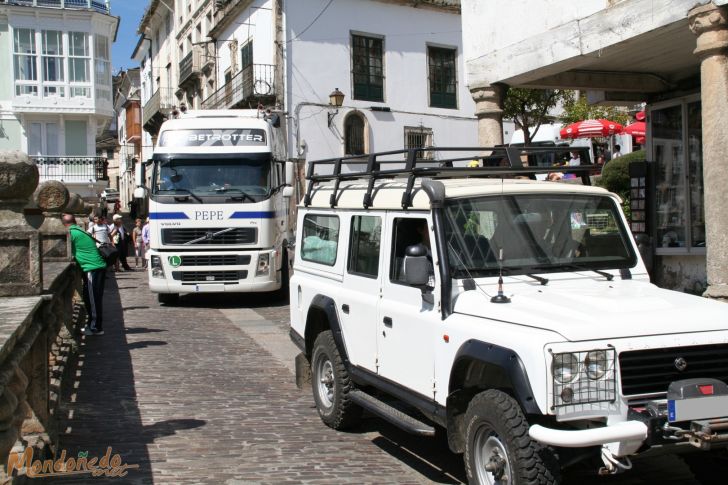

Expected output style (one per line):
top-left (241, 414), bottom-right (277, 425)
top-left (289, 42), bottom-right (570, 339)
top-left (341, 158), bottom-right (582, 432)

top-left (132, 218), bottom-right (145, 268)
top-left (63, 214), bottom-right (106, 336)
top-left (111, 214), bottom-right (133, 271)
top-left (141, 217), bottom-right (150, 269)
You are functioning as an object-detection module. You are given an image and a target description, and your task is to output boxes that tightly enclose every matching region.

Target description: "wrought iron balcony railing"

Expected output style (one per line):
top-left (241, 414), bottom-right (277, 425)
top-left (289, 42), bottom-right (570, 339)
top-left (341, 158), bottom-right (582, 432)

top-left (32, 156), bottom-right (108, 183)
top-left (179, 44), bottom-right (213, 87)
top-left (201, 64), bottom-right (276, 110)
top-left (1, 0), bottom-right (110, 14)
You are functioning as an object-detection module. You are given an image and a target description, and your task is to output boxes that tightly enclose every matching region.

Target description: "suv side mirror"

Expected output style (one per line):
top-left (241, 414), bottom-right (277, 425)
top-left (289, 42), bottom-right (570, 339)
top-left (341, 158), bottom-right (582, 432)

top-left (404, 244), bottom-right (431, 287)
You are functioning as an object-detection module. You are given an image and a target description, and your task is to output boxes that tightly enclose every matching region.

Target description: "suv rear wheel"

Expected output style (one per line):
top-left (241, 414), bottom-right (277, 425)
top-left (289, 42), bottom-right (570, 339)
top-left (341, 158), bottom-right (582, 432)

top-left (464, 389), bottom-right (559, 485)
top-left (311, 330), bottom-right (361, 429)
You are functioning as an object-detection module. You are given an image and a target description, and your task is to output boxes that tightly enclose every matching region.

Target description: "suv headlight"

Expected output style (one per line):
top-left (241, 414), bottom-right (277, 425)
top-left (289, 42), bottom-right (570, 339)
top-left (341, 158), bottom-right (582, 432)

top-left (551, 349), bottom-right (616, 408)
top-left (552, 353), bottom-right (579, 383)
top-left (585, 350), bottom-right (608, 380)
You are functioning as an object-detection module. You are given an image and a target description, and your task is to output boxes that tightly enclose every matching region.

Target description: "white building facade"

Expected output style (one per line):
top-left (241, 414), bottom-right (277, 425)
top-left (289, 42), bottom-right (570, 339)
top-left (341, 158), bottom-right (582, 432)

top-left (200, 0), bottom-right (476, 166)
top-left (0, 0), bottom-right (118, 199)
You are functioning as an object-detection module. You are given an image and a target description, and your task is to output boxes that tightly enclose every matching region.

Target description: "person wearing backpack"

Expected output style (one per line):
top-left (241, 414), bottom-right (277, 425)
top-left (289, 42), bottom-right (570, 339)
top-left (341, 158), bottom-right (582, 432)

top-left (63, 213), bottom-right (107, 336)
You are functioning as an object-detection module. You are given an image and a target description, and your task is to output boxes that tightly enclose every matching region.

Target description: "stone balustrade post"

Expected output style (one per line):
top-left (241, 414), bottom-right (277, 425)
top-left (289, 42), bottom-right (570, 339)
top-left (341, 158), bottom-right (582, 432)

top-left (33, 181), bottom-right (71, 261)
top-left (0, 151), bottom-right (42, 296)
top-left (689, 2), bottom-right (728, 301)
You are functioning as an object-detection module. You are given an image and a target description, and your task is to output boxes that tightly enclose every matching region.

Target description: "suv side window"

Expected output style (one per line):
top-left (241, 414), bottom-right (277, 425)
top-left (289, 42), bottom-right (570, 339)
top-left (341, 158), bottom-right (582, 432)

top-left (301, 214), bottom-right (340, 266)
top-left (347, 215), bottom-right (382, 277)
top-left (389, 217), bottom-right (432, 285)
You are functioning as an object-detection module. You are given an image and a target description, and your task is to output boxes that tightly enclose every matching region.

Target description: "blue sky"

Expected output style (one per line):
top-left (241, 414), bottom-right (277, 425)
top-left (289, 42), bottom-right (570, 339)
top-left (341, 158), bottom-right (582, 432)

top-left (111, 1), bottom-right (145, 72)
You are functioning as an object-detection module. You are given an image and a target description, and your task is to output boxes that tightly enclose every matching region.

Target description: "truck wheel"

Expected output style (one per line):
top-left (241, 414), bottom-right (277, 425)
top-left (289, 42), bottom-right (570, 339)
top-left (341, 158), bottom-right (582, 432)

top-left (464, 389), bottom-right (559, 485)
top-left (158, 293), bottom-right (179, 306)
top-left (311, 330), bottom-right (361, 430)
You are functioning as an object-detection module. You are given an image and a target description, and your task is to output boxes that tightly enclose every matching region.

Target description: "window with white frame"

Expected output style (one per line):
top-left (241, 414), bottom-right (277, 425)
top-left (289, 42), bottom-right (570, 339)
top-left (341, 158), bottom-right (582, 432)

top-left (69, 32), bottom-right (91, 98)
top-left (42, 30), bottom-right (64, 97)
top-left (651, 96), bottom-right (704, 253)
top-left (404, 126), bottom-right (434, 160)
top-left (13, 28), bottom-right (38, 96)
top-left (95, 35), bottom-right (111, 101)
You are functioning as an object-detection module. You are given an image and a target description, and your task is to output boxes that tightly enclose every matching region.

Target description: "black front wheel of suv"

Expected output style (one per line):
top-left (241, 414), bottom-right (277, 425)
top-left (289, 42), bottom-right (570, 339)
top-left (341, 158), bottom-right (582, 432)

top-left (311, 330), bottom-right (361, 430)
top-left (464, 389), bottom-right (560, 485)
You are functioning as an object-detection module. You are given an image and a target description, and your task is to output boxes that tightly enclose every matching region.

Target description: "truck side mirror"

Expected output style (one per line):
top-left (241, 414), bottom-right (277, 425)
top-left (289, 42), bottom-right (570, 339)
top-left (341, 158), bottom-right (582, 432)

top-left (404, 244), bottom-right (431, 287)
top-left (282, 185), bottom-right (294, 198)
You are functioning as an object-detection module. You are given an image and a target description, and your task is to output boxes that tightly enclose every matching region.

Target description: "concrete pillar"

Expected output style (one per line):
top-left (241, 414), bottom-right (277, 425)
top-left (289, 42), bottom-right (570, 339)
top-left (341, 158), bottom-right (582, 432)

top-left (689, 3), bottom-right (728, 300)
top-left (33, 181), bottom-right (71, 261)
top-left (469, 83), bottom-right (505, 146)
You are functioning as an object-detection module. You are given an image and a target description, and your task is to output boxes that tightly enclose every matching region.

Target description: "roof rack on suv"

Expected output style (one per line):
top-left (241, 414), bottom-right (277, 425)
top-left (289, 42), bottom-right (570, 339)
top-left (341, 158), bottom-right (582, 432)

top-left (303, 145), bottom-right (596, 209)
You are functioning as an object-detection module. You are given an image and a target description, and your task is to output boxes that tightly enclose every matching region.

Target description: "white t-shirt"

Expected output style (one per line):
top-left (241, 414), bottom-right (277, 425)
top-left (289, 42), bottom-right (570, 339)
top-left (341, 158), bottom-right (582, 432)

top-left (88, 223), bottom-right (111, 245)
top-left (568, 156), bottom-right (581, 166)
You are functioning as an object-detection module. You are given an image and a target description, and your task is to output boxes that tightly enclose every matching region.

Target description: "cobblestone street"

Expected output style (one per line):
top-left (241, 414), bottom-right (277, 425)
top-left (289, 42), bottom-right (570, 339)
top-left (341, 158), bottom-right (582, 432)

top-left (35, 270), bottom-right (716, 484)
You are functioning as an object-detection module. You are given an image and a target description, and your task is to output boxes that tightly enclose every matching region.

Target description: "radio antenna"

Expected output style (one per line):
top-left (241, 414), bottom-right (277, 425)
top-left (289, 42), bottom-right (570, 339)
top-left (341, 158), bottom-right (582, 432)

top-left (490, 248), bottom-right (511, 304)
top-left (491, 179), bottom-right (511, 303)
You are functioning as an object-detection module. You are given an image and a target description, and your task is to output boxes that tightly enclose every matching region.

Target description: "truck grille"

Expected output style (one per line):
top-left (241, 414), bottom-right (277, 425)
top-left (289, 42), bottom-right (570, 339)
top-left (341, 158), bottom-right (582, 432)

top-left (171, 270), bottom-right (248, 283)
top-left (161, 227), bottom-right (257, 245)
top-left (179, 255), bottom-right (251, 266)
top-left (619, 343), bottom-right (728, 396)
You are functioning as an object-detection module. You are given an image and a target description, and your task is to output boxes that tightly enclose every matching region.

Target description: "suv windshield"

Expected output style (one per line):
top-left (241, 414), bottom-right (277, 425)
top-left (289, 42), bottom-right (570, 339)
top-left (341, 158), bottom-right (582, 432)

top-left (152, 156), bottom-right (271, 202)
top-left (444, 194), bottom-right (636, 278)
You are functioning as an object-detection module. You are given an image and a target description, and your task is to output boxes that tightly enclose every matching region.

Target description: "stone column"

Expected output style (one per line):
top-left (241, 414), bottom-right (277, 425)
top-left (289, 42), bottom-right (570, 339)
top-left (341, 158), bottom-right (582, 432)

top-left (0, 151), bottom-right (42, 296)
top-left (689, 3), bottom-right (728, 300)
top-left (469, 82), bottom-right (505, 146)
top-left (33, 181), bottom-right (71, 261)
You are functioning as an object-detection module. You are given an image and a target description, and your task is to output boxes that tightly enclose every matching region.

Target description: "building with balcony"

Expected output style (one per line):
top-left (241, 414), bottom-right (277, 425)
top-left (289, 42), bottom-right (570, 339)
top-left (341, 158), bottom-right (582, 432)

top-left (207, 0), bottom-right (476, 166)
top-left (0, 0), bottom-right (117, 199)
top-left (113, 67), bottom-right (142, 210)
top-left (174, 0), bottom-right (214, 109)
top-left (134, 0), bottom-right (179, 145)
top-left (460, 0), bottom-right (728, 298)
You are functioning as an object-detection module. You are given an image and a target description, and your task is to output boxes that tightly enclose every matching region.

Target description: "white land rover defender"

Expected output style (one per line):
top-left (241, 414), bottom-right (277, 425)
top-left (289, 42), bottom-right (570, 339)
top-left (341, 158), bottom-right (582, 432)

top-left (288, 147), bottom-right (728, 484)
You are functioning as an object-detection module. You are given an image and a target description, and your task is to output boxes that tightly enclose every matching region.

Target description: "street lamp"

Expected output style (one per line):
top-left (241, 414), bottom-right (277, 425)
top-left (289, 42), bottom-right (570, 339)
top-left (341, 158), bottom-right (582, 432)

top-left (327, 88), bottom-right (345, 127)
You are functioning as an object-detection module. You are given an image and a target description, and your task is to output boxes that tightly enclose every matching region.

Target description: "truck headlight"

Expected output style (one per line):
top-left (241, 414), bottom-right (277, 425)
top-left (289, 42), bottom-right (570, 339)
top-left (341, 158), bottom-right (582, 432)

top-left (552, 353), bottom-right (579, 383)
top-left (256, 253), bottom-right (270, 276)
top-left (150, 255), bottom-right (165, 279)
top-left (551, 349), bottom-right (616, 408)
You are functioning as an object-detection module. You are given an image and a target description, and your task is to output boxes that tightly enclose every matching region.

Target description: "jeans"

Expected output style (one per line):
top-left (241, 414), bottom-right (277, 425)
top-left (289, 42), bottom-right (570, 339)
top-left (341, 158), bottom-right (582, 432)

top-left (83, 268), bottom-right (106, 331)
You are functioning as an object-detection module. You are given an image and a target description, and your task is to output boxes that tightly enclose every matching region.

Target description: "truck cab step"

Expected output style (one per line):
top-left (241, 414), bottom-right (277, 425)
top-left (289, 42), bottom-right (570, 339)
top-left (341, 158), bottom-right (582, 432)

top-left (349, 390), bottom-right (435, 436)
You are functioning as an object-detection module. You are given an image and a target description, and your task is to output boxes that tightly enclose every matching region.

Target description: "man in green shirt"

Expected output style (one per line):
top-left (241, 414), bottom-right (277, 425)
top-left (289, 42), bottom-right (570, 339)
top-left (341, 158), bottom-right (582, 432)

top-left (63, 214), bottom-right (106, 336)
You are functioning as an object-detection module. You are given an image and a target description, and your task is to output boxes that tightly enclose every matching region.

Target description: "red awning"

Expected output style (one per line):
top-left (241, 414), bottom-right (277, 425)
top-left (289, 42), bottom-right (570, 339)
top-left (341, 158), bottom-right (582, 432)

top-left (560, 119), bottom-right (624, 139)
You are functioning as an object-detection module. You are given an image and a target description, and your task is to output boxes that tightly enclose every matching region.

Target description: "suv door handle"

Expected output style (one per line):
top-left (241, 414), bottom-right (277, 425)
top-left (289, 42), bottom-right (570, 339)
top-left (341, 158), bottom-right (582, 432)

top-left (342, 304), bottom-right (349, 314)
top-left (383, 316), bottom-right (393, 327)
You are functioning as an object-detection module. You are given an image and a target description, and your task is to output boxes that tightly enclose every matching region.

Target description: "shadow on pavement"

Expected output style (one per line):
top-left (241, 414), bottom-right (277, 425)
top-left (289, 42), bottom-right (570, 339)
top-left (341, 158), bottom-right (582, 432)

top-left (32, 272), bottom-right (205, 484)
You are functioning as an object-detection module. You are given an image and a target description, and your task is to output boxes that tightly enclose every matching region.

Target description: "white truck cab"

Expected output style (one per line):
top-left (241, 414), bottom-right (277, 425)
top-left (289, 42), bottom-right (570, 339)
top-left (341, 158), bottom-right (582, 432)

top-left (289, 146), bottom-right (728, 484)
top-left (144, 110), bottom-right (293, 304)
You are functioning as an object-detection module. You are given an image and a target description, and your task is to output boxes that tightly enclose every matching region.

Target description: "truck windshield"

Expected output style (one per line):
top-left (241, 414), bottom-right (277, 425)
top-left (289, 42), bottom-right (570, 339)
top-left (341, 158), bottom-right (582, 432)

top-left (152, 156), bottom-right (271, 202)
top-left (443, 194), bottom-right (637, 278)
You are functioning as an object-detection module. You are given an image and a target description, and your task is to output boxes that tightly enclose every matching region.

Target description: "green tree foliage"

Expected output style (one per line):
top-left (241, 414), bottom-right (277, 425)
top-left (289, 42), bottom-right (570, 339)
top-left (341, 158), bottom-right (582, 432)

top-left (502, 88), bottom-right (572, 145)
top-left (560, 94), bottom-right (630, 126)
top-left (596, 149), bottom-right (645, 218)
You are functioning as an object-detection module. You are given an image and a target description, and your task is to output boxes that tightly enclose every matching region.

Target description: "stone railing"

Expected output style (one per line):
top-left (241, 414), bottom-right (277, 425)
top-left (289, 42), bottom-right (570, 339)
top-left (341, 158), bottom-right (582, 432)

top-left (0, 151), bottom-right (87, 480)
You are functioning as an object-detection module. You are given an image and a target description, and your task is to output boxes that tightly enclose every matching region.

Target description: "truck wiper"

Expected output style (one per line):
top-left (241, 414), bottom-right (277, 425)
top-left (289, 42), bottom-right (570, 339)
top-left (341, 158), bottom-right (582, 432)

top-left (560, 264), bottom-right (614, 281)
top-left (493, 266), bottom-right (548, 285)
top-left (160, 188), bottom-right (203, 203)
top-left (214, 187), bottom-right (255, 202)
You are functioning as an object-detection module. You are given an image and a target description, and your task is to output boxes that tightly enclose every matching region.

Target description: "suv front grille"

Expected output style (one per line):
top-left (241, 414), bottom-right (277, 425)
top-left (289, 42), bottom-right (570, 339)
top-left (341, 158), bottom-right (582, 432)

top-left (179, 255), bottom-right (251, 266)
top-left (161, 228), bottom-right (257, 245)
top-left (171, 270), bottom-right (248, 283)
top-left (619, 343), bottom-right (728, 396)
